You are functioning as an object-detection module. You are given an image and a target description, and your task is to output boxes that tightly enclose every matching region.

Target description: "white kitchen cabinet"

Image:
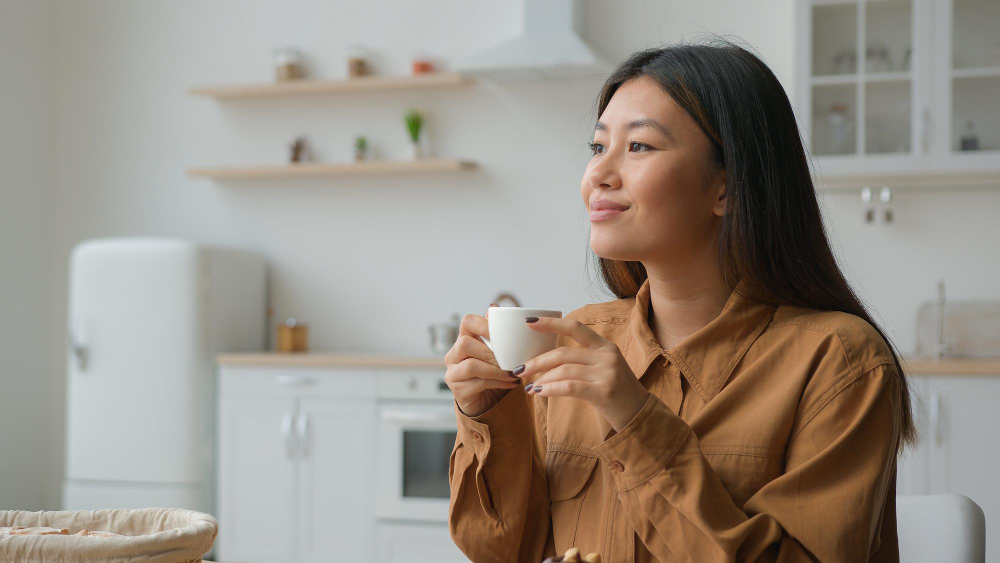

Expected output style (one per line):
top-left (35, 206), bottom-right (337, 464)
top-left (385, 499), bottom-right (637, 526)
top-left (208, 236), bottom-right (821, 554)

top-left (217, 395), bottom-right (299, 562)
top-left (216, 365), bottom-right (378, 563)
top-left (896, 374), bottom-right (1000, 562)
top-left (298, 397), bottom-right (376, 563)
top-left (795, 0), bottom-right (1000, 183)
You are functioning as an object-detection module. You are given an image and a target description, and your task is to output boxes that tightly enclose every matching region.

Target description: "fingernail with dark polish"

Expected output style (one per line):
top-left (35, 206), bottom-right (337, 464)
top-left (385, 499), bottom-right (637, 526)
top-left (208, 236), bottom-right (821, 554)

top-left (524, 383), bottom-right (533, 392)
top-left (512, 364), bottom-right (525, 376)
top-left (532, 385), bottom-right (542, 393)
top-left (525, 316), bottom-right (539, 323)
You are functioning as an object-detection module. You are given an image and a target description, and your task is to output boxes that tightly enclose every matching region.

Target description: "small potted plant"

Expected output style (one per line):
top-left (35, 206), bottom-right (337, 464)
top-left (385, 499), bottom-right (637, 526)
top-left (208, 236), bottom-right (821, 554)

top-left (354, 135), bottom-right (368, 161)
top-left (404, 108), bottom-right (424, 160)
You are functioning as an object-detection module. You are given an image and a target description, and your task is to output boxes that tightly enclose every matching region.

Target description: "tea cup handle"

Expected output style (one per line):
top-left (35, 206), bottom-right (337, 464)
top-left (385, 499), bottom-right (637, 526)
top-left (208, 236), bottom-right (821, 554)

top-left (478, 335), bottom-right (494, 352)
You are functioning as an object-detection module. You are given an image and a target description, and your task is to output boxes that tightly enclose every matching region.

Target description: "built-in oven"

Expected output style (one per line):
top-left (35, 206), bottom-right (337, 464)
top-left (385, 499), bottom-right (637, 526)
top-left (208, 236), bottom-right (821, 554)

top-left (376, 368), bottom-right (458, 522)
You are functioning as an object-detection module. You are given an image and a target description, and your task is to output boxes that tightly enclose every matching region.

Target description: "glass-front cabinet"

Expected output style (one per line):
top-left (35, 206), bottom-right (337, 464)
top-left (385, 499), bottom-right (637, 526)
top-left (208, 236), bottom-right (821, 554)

top-left (796, 0), bottom-right (1000, 183)
top-left (946, 0), bottom-right (1000, 156)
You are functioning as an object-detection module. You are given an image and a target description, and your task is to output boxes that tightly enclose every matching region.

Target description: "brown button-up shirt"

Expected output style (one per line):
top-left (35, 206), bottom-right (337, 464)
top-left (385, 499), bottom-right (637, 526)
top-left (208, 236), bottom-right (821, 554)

top-left (449, 278), bottom-right (902, 562)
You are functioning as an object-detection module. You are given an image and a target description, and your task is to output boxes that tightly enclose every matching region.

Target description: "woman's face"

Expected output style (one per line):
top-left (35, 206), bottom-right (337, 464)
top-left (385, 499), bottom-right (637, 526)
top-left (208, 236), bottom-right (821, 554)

top-left (581, 76), bottom-right (726, 265)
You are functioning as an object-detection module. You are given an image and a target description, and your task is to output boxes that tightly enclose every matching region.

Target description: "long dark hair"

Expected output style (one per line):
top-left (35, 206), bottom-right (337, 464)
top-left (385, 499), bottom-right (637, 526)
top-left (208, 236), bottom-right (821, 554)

top-left (588, 39), bottom-right (915, 450)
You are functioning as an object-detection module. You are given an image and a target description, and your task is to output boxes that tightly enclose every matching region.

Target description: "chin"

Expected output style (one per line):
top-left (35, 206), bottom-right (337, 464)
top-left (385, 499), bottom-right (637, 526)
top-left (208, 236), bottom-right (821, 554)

top-left (590, 236), bottom-right (641, 262)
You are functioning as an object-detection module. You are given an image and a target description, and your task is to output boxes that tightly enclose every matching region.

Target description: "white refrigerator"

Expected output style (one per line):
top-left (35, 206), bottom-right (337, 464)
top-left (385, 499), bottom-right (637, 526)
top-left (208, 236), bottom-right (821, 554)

top-left (63, 237), bottom-right (266, 514)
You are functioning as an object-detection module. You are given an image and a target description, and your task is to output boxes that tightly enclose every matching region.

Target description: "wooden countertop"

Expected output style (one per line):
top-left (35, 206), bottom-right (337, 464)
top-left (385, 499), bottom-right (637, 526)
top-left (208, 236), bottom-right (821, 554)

top-left (216, 352), bottom-right (446, 368)
top-left (217, 352), bottom-right (1000, 375)
top-left (902, 357), bottom-right (1000, 375)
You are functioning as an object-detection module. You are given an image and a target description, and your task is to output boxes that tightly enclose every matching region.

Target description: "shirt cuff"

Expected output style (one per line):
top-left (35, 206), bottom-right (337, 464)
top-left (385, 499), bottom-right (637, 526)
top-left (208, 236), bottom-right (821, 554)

top-left (592, 391), bottom-right (691, 491)
top-left (454, 385), bottom-right (533, 462)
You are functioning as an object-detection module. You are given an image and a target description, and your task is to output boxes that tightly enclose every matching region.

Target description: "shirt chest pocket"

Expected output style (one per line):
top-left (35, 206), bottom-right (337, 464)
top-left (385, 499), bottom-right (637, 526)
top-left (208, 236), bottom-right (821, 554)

top-left (546, 450), bottom-right (599, 548)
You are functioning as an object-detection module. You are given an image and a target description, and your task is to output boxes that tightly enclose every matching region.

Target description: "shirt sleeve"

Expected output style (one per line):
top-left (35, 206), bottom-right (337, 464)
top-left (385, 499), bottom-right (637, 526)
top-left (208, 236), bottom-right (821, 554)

top-left (591, 362), bottom-right (902, 562)
top-left (448, 383), bottom-right (555, 562)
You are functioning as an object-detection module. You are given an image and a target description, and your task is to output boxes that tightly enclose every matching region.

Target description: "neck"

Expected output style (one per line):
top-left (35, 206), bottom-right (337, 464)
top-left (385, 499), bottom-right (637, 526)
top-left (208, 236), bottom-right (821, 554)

top-left (643, 258), bottom-right (733, 352)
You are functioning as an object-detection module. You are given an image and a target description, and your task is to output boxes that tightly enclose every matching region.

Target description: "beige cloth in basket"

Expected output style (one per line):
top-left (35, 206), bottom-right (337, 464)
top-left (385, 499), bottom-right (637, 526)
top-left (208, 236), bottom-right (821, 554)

top-left (0, 507), bottom-right (217, 563)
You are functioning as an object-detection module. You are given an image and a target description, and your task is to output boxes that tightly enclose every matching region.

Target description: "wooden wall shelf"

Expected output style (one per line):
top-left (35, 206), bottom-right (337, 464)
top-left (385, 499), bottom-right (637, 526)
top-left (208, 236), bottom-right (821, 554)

top-left (187, 159), bottom-right (477, 180)
top-left (189, 72), bottom-right (474, 99)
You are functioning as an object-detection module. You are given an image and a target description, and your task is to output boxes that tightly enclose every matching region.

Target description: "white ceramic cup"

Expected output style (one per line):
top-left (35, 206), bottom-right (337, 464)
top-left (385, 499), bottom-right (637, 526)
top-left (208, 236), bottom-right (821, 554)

top-left (479, 307), bottom-right (563, 371)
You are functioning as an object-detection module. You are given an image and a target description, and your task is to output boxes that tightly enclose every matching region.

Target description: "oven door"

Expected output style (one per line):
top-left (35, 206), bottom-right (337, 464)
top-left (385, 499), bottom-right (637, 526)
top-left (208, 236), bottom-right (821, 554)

top-left (377, 402), bottom-right (458, 522)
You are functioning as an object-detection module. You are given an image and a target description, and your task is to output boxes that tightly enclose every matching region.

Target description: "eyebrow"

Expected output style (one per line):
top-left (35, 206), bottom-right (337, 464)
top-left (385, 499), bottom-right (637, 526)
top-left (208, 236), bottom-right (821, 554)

top-left (594, 118), bottom-right (674, 141)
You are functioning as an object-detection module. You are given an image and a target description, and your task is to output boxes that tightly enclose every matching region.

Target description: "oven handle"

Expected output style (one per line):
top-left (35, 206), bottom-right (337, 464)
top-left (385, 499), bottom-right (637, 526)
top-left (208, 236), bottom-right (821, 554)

top-left (380, 407), bottom-right (457, 426)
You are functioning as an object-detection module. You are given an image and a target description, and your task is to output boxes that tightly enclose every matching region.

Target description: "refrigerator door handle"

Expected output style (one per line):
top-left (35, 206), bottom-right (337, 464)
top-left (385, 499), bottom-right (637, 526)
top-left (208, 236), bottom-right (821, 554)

top-left (68, 322), bottom-right (89, 372)
top-left (297, 413), bottom-right (310, 459)
top-left (281, 413), bottom-right (296, 459)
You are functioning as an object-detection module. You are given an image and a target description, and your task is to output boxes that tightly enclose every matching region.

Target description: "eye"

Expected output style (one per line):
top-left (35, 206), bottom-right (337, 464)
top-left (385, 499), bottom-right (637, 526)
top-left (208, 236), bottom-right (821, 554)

top-left (627, 140), bottom-right (651, 152)
top-left (587, 140), bottom-right (652, 156)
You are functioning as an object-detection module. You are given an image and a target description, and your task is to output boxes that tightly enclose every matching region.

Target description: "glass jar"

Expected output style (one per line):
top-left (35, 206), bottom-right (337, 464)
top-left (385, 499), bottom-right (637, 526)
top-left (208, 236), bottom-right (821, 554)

top-left (346, 44), bottom-right (370, 78)
top-left (273, 47), bottom-right (303, 82)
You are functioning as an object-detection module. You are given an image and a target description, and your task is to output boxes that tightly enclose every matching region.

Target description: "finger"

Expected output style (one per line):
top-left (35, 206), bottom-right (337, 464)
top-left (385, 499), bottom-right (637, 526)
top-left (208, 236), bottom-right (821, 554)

top-left (458, 312), bottom-right (489, 340)
top-left (524, 316), bottom-right (607, 349)
top-left (458, 312), bottom-right (499, 354)
top-left (445, 334), bottom-right (496, 367)
top-left (528, 377), bottom-right (595, 401)
top-left (450, 357), bottom-right (517, 384)
top-left (514, 346), bottom-right (596, 379)
top-left (529, 363), bottom-right (597, 387)
top-left (461, 377), bottom-right (520, 396)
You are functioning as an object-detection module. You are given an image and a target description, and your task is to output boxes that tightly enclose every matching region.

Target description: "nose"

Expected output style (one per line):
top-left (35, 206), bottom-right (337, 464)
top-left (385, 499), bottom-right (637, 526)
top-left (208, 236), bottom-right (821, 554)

top-left (585, 154), bottom-right (622, 192)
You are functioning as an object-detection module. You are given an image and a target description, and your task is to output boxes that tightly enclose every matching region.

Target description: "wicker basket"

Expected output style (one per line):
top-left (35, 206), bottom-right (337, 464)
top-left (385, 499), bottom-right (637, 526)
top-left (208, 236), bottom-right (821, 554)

top-left (0, 507), bottom-right (217, 562)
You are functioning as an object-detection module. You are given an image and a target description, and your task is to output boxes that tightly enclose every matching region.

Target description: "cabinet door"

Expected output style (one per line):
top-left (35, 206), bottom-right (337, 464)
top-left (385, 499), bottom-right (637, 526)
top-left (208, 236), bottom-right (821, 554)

top-left (297, 397), bottom-right (377, 563)
top-left (925, 375), bottom-right (1000, 562)
top-left (930, 0), bottom-right (1000, 172)
top-left (217, 395), bottom-right (298, 563)
top-left (796, 0), bottom-right (931, 175)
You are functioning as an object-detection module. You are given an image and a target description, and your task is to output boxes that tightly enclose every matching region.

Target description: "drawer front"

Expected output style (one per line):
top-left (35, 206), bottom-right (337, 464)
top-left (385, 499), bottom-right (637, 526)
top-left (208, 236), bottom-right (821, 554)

top-left (219, 365), bottom-right (377, 398)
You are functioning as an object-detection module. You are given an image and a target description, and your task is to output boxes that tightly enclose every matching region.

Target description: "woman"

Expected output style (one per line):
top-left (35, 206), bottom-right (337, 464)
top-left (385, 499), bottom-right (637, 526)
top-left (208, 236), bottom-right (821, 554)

top-left (444, 41), bottom-right (913, 563)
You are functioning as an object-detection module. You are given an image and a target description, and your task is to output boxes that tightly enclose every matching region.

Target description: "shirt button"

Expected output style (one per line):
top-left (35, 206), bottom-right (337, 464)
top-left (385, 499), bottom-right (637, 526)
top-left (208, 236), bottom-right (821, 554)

top-left (612, 460), bottom-right (625, 472)
top-left (472, 431), bottom-right (484, 442)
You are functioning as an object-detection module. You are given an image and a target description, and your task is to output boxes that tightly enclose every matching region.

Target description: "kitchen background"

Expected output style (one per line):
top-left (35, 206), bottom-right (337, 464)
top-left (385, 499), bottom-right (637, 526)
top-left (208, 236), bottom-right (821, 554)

top-left (1, 0), bottom-right (998, 560)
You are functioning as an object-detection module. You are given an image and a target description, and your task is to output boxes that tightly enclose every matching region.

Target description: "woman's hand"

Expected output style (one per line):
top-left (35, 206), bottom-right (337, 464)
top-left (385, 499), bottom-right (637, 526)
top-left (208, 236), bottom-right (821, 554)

top-left (514, 316), bottom-right (650, 432)
top-left (444, 305), bottom-right (522, 418)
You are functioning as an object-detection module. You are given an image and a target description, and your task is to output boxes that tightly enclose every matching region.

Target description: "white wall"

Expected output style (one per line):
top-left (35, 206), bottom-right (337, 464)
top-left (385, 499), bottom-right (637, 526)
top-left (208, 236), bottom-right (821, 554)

top-left (5, 0), bottom-right (996, 509)
top-left (0, 0), bottom-right (55, 509)
top-left (819, 189), bottom-right (1000, 355)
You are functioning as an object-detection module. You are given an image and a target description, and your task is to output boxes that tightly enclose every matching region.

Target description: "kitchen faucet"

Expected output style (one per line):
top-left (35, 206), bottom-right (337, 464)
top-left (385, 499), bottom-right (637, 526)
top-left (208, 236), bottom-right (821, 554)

top-left (936, 279), bottom-right (950, 359)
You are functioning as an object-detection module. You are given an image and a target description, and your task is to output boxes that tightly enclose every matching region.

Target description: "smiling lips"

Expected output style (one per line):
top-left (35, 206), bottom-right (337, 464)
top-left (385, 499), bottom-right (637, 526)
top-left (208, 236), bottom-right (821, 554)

top-left (589, 199), bottom-right (630, 221)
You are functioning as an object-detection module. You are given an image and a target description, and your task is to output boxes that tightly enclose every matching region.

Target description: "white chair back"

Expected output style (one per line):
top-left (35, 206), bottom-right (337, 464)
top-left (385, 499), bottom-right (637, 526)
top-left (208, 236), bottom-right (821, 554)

top-left (897, 494), bottom-right (985, 563)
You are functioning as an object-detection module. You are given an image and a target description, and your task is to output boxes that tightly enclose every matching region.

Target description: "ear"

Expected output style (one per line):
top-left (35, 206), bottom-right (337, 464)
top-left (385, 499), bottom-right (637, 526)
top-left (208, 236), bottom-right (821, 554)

top-left (711, 169), bottom-right (727, 217)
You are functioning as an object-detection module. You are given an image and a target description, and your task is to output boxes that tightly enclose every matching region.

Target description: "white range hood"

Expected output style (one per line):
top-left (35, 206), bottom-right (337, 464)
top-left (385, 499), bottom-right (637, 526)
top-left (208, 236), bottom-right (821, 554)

top-left (455, 0), bottom-right (612, 81)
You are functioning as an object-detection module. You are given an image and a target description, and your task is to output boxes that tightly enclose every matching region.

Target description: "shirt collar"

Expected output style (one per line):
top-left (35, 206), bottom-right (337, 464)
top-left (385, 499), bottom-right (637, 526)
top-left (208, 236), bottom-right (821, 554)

top-left (625, 277), bottom-right (776, 404)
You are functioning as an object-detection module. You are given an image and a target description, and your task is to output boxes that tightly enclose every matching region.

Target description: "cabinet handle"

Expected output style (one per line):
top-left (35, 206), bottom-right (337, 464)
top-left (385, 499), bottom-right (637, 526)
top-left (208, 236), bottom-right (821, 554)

top-left (276, 374), bottom-right (316, 387)
top-left (297, 413), bottom-right (310, 459)
top-left (920, 106), bottom-right (931, 154)
top-left (929, 391), bottom-right (943, 446)
top-left (281, 413), bottom-right (296, 458)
